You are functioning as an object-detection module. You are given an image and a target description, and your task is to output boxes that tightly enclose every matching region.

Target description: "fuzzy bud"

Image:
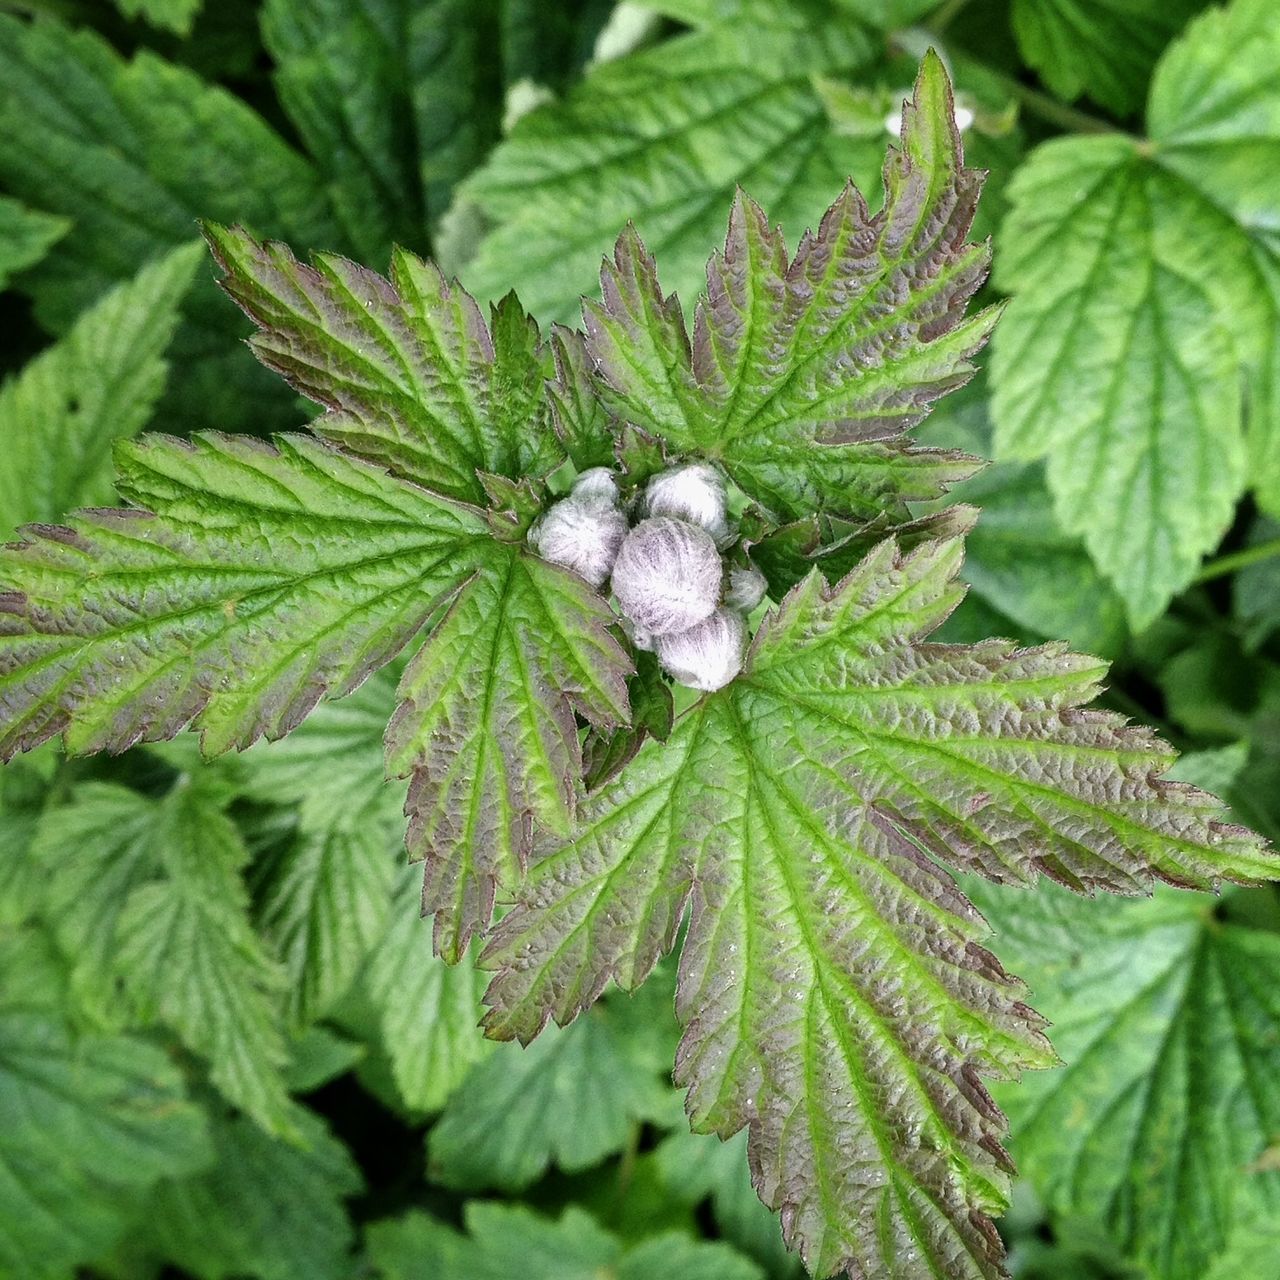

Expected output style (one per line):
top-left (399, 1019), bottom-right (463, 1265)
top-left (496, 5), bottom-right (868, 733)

top-left (611, 516), bottom-right (722, 636)
top-left (645, 464), bottom-right (728, 540)
top-left (656, 607), bottom-right (746, 692)
top-left (529, 497), bottom-right (628, 588)
top-left (570, 467), bottom-right (620, 509)
top-left (725, 564), bottom-right (767, 613)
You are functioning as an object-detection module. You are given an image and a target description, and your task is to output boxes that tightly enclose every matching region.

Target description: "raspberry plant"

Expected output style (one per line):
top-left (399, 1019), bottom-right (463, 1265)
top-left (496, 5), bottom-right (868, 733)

top-left (2, 24), bottom-right (1279, 1280)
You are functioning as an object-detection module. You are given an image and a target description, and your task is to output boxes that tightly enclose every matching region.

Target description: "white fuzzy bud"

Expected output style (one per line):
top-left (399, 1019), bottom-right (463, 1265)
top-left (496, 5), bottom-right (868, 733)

top-left (725, 564), bottom-right (767, 613)
top-left (570, 467), bottom-right (620, 509)
top-left (656, 607), bottom-right (746, 692)
top-left (645, 464), bottom-right (728, 540)
top-left (611, 516), bottom-right (722, 636)
top-left (529, 497), bottom-right (628, 588)
top-left (619, 615), bottom-right (656, 652)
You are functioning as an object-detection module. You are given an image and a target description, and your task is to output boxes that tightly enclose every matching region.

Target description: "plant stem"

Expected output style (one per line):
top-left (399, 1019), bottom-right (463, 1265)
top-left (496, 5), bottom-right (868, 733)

top-left (929, 0), bottom-right (972, 34)
top-left (998, 77), bottom-right (1117, 135)
top-left (1196, 537), bottom-right (1280, 583)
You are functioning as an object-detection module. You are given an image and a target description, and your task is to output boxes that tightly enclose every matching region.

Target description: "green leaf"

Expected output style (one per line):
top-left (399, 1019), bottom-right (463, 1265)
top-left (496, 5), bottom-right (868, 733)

top-left (1011, 0), bottom-right (1203, 116)
top-left (0, 932), bottom-right (212, 1280)
top-left (580, 53), bottom-right (991, 524)
top-left (0, 195), bottom-right (68, 290)
top-left (0, 14), bottom-right (335, 432)
top-left (966, 878), bottom-right (1280, 1280)
top-left (483, 536), bottom-right (1274, 1280)
top-left (459, 5), bottom-right (878, 324)
top-left (429, 978), bottom-right (680, 1190)
top-left (140, 1108), bottom-right (361, 1280)
top-left (32, 782), bottom-right (295, 1135)
top-left (359, 867), bottom-right (493, 1112)
top-left (0, 242), bottom-right (202, 539)
top-left (206, 223), bottom-right (564, 506)
top-left (0, 430), bottom-right (488, 760)
top-left (385, 541), bottom-right (631, 959)
top-left (990, 134), bottom-right (1253, 628)
top-left (114, 0), bottom-right (205, 35)
top-left (251, 673), bottom-right (405, 1028)
top-left (369, 1203), bottom-right (764, 1280)
top-left (655, 1128), bottom-right (801, 1275)
top-left (993, 0), bottom-right (1280, 622)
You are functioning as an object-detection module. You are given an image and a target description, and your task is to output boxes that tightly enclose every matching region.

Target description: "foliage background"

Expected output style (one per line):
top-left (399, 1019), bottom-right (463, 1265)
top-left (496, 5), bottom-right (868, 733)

top-left (0, 1), bottom-right (1278, 1278)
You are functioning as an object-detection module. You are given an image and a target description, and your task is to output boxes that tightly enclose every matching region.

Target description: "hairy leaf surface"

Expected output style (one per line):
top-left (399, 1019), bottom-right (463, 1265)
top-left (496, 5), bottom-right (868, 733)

top-left (0, 243), bottom-right (201, 538)
top-left (968, 877), bottom-right (1280, 1280)
top-left (207, 222), bottom-right (563, 505)
top-left (993, 0), bottom-right (1280, 620)
top-left (0, 431), bottom-right (488, 760)
top-left (581, 53), bottom-right (991, 525)
top-left (484, 537), bottom-right (1274, 1280)
top-left (385, 542), bottom-right (631, 959)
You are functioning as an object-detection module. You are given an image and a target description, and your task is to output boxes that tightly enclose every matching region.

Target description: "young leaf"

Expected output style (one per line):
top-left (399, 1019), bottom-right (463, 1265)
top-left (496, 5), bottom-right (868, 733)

top-left (206, 223), bottom-right (563, 506)
top-left (0, 932), bottom-right (212, 1280)
top-left (483, 536), bottom-right (1274, 1280)
top-left (1010, 0), bottom-right (1203, 116)
top-left (0, 242), bottom-right (202, 538)
top-left (581, 52), bottom-right (991, 524)
top-left (33, 782), bottom-right (295, 1135)
top-left (428, 979), bottom-right (681, 1190)
top-left (385, 543), bottom-right (631, 959)
top-left (0, 195), bottom-right (68, 291)
top-left (114, 0), bottom-right (205, 35)
top-left (0, 431), bottom-right (488, 760)
top-left (459, 4), bottom-right (877, 323)
top-left (369, 1204), bottom-right (764, 1280)
top-left (967, 878), bottom-right (1280, 1280)
top-left (0, 13), bottom-right (335, 431)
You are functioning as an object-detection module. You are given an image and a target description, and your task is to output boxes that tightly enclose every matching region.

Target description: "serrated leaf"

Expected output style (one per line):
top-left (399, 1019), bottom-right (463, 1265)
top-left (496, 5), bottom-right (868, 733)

top-left (0, 195), bottom-right (68, 290)
top-left (359, 867), bottom-right (493, 1112)
top-left (385, 541), bottom-right (631, 959)
top-left (0, 430), bottom-right (488, 760)
top-left (991, 134), bottom-right (1254, 628)
top-left (580, 53), bottom-right (991, 524)
top-left (0, 933), bottom-right (212, 1280)
top-left (250, 671), bottom-right (405, 1029)
top-left (966, 878), bottom-right (1280, 1280)
top-left (0, 14), bottom-right (335, 432)
top-left (459, 6), bottom-right (879, 324)
top-left (0, 242), bottom-right (201, 539)
top-left (32, 782), bottom-right (296, 1134)
top-left (483, 535), bottom-right (1274, 1280)
top-left (114, 0), bottom-right (205, 34)
top-left (206, 223), bottom-right (563, 506)
top-left (369, 1203), bottom-right (764, 1280)
top-left (428, 978), bottom-right (681, 1190)
top-left (656, 1128), bottom-right (801, 1276)
top-left (993, 0), bottom-right (1280, 622)
top-left (140, 1108), bottom-right (361, 1280)
top-left (1011, 0), bottom-right (1203, 116)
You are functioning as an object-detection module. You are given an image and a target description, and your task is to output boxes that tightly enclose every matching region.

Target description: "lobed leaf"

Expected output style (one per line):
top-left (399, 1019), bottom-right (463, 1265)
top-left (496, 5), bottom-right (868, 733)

top-left (385, 543), bottom-right (632, 959)
top-left (483, 535), bottom-right (1274, 1280)
top-left (206, 222), bottom-right (564, 506)
top-left (0, 430), bottom-right (489, 760)
top-left (0, 195), bottom-right (68, 291)
top-left (581, 52), bottom-right (992, 524)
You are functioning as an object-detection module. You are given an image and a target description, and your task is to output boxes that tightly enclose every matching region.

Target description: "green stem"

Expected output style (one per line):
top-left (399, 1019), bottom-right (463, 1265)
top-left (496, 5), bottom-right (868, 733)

top-left (1195, 537), bottom-right (1280, 584)
top-left (929, 0), bottom-right (972, 34)
top-left (999, 77), bottom-right (1117, 135)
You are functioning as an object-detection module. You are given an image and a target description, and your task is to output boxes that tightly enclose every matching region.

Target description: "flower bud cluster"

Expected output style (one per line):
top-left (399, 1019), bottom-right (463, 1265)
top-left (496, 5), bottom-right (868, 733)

top-left (528, 462), bottom-right (768, 693)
